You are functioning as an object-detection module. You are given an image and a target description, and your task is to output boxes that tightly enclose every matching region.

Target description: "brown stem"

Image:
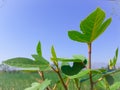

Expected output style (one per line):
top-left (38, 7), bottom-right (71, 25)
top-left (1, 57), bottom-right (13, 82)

top-left (51, 66), bottom-right (68, 90)
top-left (57, 71), bottom-right (68, 90)
top-left (88, 43), bottom-right (94, 90)
top-left (38, 71), bottom-right (45, 80)
top-left (52, 84), bottom-right (57, 90)
top-left (74, 79), bottom-right (80, 90)
top-left (38, 71), bottom-right (50, 90)
top-left (65, 78), bottom-right (70, 87)
top-left (88, 43), bottom-right (92, 69)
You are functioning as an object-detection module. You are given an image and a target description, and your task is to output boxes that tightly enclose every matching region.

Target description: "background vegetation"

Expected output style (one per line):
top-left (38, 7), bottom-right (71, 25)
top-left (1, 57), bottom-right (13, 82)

top-left (0, 70), bottom-right (120, 90)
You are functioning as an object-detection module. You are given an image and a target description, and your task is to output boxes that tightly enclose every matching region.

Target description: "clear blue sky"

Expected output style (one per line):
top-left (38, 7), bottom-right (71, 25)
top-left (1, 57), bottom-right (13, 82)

top-left (0, 0), bottom-right (120, 64)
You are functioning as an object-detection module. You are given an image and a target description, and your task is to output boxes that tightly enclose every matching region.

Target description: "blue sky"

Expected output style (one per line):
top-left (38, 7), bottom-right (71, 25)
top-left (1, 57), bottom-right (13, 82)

top-left (0, 0), bottom-right (120, 65)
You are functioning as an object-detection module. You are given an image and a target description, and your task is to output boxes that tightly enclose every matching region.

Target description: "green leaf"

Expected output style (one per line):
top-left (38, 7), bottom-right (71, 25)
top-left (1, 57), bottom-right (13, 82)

top-left (103, 69), bottom-right (120, 75)
top-left (115, 48), bottom-right (118, 58)
top-left (61, 61), bottom-right (87, 76)
top-left (32, 54), bottom-right (49, 65)
top-left (73, 55), bottom-right (87, 68)
top-left (113, 48), bottom-right (119, 65)
top-left (91, 70), bottom-right (103, 74)
top-left (110, 59), bottom-right (113, 66)
top-left (57, 58), bottom-right (87, 63)
top-left (94, 18), bottom-right (112, 41)
top-left (24, 79), bottom-right (51, 90)
top-left (68, 31), bottom-right (88, 43)
top-left (110, 82), bottom-right (120, 90)
top-left (3, 57), bottom-right (40, 68)
top-left (24, 82), bottom-right (40, 90)
top-left (113, 57), bottom-right (117, 66)
top-left (105, 75), bottom-right (114, 86)
top-left (91, 69), bottom-right (107, 75)
top-left (68, 8), bottom-right (112, 44)
top-left (98, 68), bottom-right (107, 73)
top-left (69, 69), bottom-right (90, 79)
top-left (32, 54), bottom-right (51, 71)
top-left (37, 41), bottom-right (42, 56)
top-left (96, 80), bottom-right (106, 90)
top-left (73, 55), bottom-right (86, 60)
top-left (51, 45), bottom-right (57, 62)
top-left (108, 48), bottom-right (119, 69)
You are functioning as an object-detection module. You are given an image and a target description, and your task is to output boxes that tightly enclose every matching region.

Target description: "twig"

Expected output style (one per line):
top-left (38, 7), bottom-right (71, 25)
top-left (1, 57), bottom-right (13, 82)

top-left (51, 66), bottom-right (68, 90)
top-left (38, 70), bottom-right (50, 90)
top-left (65, 78), bottom-right (70, 86)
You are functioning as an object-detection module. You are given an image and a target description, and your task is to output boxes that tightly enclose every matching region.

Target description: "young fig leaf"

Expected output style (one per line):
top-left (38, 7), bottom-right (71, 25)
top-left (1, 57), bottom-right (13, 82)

top-left (51, 45), bottom-right (58, 63)
top-left (51, 46), bottom-right (57, 58)
top-left (36, 41), bottom-right (42, 56)
top-left (68, 8), bottom-right (112, 44)
top-left (115, 48), bottom-right (119, 59)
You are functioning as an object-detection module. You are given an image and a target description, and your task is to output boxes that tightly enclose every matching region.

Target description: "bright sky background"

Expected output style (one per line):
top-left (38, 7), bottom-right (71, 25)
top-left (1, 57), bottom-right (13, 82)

top-left (0, 0), bottom-right (120, 65)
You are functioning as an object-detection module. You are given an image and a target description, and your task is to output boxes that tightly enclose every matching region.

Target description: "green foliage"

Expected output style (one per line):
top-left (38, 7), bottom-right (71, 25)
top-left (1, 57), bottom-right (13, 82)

top-left (109, 48), bottom-right (119, 69)
top-left (1, 71), bottom-right (120, 90)
top-left (73, 55), bottom-right (86, 60)
top-left (57, 55), bottom-right (87, 63)
top-left (36, 41), bottom-right (42, 56)
top-left (68, 8), bottom-right (112, 44)
top-left (57, 58), bottom-right (86, 62)
top-left (3, 41), bottom-right (51, 71)
top-left (24, 79), bottom-right (51, 90)
top-left (97, 80), bottom-right (106, 89)
top-left (32, 54), bottom-right (51, 71)
top-left (3, 57), bottom-right (40, 69)
top-left (51, 45), bottom-right (57, 60)
top-left (96, 79), bottom-right (120, 90)
top-left (3, 56), bottom-right (51, 71)
top-left (105, 75), bottom-right (114, 86)
top-left (110, 82), bottom-right (120, 90)
top-left (0, 71), bottom-right (40, 90)
top-left (61, 62), bottom-right (86, 76)
top-left (51, 45), bottom-right (58, 65)
top-left (59, 55), bottom-right (87, 79)
top-left (68, 7), bottom-right (112, 90)
top-left (32, 54), bottom-right (49, 65)
top-left (69, 69), bottom-right (90, 79)
top-left (3, 7), bottom-right (119, 90)
top-left (34, 41), bottom-right (51, 71)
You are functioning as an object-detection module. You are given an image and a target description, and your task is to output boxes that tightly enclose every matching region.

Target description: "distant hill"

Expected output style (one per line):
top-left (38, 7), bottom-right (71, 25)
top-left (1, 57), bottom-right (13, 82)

top-left (92, 62), bottom-right (120, 69)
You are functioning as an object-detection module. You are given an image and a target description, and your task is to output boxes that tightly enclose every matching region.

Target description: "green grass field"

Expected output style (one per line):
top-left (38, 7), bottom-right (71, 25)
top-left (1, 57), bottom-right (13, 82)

top-left (0, 71), bottom-right (40, 90)
top-left (0, 70), bottom-right (120, 90)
